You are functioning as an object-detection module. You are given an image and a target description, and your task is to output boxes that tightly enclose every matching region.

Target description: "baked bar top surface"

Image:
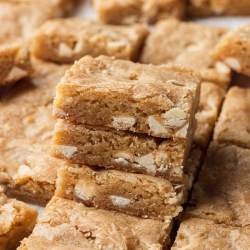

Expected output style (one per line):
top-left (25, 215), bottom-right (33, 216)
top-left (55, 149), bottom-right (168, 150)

top-left (93, 0), bottom-right (185, 24)
top-left (186, 142), bottom-right (250, 227)
top-left (55, 166), bottom-right (184, 219)
top-left (188, 0), bottom-right (250, 17)
top-left (214, 86), bottom-right (250, 148)
top-left (31, 18), bottom-right (148, 63)
top-left (194, 81), bottom-right (225, 148)
top-left (0, 59), bottom-right (70, 204)
top-left (18, 197), bottom-right (172, 250)
top-left (0, 190), bottom-right (37, 249)
top-left (171, 218), bottom-right (250, 250)
top-left (141, 19), bottom-right (231, 86)
top-left (0, 0), bottom-right (75, 45)
top-left (213, 24), bottom-right (250, 77)
top-left (54, 55), bottom-right (200, 139)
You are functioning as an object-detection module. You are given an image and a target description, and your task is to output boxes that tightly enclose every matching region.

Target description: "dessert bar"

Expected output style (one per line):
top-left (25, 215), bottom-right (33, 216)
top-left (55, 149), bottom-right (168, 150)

top-left (18, 197), bottom-right (172, 250)
top-left (214, 86), bottom-right (250, 148)
top-left (31, 18), bottom-right (148, 63)
top-left (53, 121), bottom-right (189, 182)
top-left (54, 55), bottom-right (200, 139)
top-left (214, 23), bottom-right (250, 77)
top-left (0, 59), bottom-right (70, 205)
top-left (93, 0), bottom-right (185, 25)
top-left (55, 166), bottom-right (185, 219)
top-left (172, 218), bottom-right (250, 250)
top-left (186, 142), bottom-right (250, 227)
top-left (0, 189), bottom-right (37, 249)
top-left (141, 19), bottom-right (231, 87)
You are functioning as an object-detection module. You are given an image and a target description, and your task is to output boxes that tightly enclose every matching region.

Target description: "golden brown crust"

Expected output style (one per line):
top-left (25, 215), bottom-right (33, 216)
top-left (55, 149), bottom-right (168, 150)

top-left (141, 19), bottom-right (231, 87)
top-left (186, 142), bottom-right (250, 227)
top-left (172, 218), bottom-right (250, 250)
top-left (19, 197), bottom-right (172, 250)
top-left (94, 0), bottom-right (185, 25)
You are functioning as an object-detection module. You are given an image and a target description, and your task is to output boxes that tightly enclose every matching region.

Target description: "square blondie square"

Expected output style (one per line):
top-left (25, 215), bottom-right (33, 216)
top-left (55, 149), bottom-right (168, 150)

top-left (0, 189), bottom-right (37, 250)
top-left (0, 43), bottom-right (30, 86)
top-left (214, 86), bottom-right (250, 148)
top-left (93, 0), bottom-right (185, 25)
top-left (54, 55), bottom-right (200, 139)
top-left (18, 197), bottom-right (172, 250)
top-left (0, 0), bottom-right (76, 45)
top-left (213, 24), bottom-right (250, 77)
top-left (172, 218), bottom-right (250, 250)
top-left (55, 166), bottom-right (185, 220)
top-left (141, 19), bottom-right (231, 87)
top-left (186, 142), bottom-right (250, 227)
top-left (188, 0), bottom-right (250, 17)
top-left (53, 120), bottom-right (190, 182)
top-left (31, 18), bottom-right (148, 63)
top-left (0, 59), bottom-right (70, 205)
top-left (194, 81), bottom-right (225, 148)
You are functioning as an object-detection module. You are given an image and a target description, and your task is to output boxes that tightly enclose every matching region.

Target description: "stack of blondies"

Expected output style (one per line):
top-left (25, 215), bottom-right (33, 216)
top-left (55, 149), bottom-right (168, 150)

top-left (0, 0), bottom-right (250, 249)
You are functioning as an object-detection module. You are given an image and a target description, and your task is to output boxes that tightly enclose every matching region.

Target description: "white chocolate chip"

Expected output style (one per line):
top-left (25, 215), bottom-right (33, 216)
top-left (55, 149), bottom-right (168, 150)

top-left (135, 153), bottom-right (156, 174)
top-left (5, 67), bottom-right (27, 82)
top-left (58, 43), bottom-right (73, 57)
top-left (175, 123), bottom-right (188, 138)
top-left (74, 180), bottom-right (95, 202)
top-left (110, 195), bottom-right (131, 207)
top-left (147, 116), bottom-right (168, 136)
top-left (163, 108), bottom-right (187, 128)
top-left (14, 164), bottom-right (33, 180)
top-left (57, 145), bottom-right (77, 159)
top-left (224, 57), bottom-right (241, 71)
top-left (112, 116), bottom-right (136, 130)
top-left (113, 157), bottom-right (130, 166)
top-left (215, 61), bottom-right (231, 75)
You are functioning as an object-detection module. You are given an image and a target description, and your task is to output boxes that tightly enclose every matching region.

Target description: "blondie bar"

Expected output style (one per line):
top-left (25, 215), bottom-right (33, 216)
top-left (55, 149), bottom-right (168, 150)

top-left (55, 166), bottom-right (184, 219)
top-left (0, 59), bottom-right (70, 205)
top-left (214, 23), bottom-right (250, 77)
top-left (214, 86), bottom-right (250, 148)
top-left (93, 0), bottom-right (185, 25)
top-left (0, 189), bottom-right (37, 250)
top-left (0, 0), bottom-right (75, 45)
top-left (186, 142), bottom-right (250, 227)
top-left (188, 0), bottom-right (250, 17)
top-left (141, 19), bottom-right (231, 87)
top-left (194, 82), bottom-right (225, 148)
top-left (0, 43), bottom-right (30, 86)
top-left (31, 18), bottom-right (148, 63)
top-left (18, 197), bottom-right (172, 250)
top-left (53, 121), bottom-right (190, 182)
top-left (54, 55), bottom-right (200, 139)
top-left (172, 218), bottom-right (250, 250)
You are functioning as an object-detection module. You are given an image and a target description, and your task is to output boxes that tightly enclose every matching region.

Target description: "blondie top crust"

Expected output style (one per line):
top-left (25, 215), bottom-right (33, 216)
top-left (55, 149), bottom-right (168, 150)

top-left (213, 24), bottom-right (250, 77)
top-left (54, 55), bottom-right (200, 139)
top-left (214, 86), bottom-right (250, 149)
top-left (188, 0), bottom-right (250, 17)
top-left (55, 166), bottom-right (184, 220)
top-left (19, 197), bottom-right (172, 250)
top-left (194, 82), bottom-right (225, 148)
top-left (141, 19), bottom-right (231, 87)
top-left (31, 18), bottom-right (148, 64)
top-left (0, 43), bottom-right (30, 86)
top-left (186, 142), bottom-right (250, 227)
top-left (0, 190), bottom-right (37, 250)
top-left (0, 0), bottom-right (75, 45)
top-left (53, 120), bottom-right (191, 182)
top-left (93, 0), bottom-right (185, 25)
top-left (0, 59), bottom-right (70, 205)
top-left (172, 218), bottom-right (250, 250)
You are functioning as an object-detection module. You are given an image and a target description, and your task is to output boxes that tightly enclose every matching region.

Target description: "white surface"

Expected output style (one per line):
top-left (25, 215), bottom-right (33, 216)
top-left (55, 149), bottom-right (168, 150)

top-left (30, 1), bottom-right (250, 215)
